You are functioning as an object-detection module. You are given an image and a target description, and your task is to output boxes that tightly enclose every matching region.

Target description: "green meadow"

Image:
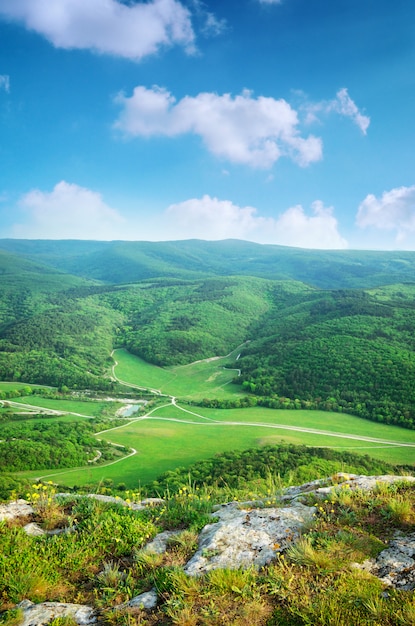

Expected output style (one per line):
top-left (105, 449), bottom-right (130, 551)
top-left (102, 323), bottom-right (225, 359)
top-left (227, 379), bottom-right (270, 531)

top-left (17, 350), bottom-right (414, 489)
top-left (15, 396), bottom-right (114, 417)
top-left (113, 347), bottom-right (244, 400)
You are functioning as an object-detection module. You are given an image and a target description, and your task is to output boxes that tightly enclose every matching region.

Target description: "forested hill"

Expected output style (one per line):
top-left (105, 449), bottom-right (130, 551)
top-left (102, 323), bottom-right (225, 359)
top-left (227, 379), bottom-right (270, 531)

top-left (2, 238), bottom-right (415, 288)
top-left (2, 239), bottom-right (415, 429)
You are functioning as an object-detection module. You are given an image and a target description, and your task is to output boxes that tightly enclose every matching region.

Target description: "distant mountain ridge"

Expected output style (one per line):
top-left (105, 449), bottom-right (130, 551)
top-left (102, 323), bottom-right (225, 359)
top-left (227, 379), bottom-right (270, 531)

top-left (2, 238), bottom-right (415, 288)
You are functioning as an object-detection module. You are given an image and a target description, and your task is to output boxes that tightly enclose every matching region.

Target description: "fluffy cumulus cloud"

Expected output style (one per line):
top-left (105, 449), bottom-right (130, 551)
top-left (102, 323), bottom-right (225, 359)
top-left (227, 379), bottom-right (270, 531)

top-left (12, 180), bottom-right (125, 239)
top-left (356, 185), bottom-right (415, 243)
top-left (115, 86), bottom-right (322, 168)
top-left (303, 88), bottom-right (370, 134)
top-left (165, 195), bottom-right (348, 248)
top-left (0, 74), bottom-right (10, 92)
top-left (0, 0), bottom-right (195, 60)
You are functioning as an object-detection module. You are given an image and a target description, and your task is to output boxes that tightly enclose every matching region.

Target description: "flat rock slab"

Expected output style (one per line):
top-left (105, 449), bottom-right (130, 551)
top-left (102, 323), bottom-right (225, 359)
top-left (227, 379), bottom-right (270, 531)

top-left (184, 501), bottom-right (315, 575)
top-left (0, 500), bottom-right (34, 521)
top-left (16, 600), bottom-right (96, 626)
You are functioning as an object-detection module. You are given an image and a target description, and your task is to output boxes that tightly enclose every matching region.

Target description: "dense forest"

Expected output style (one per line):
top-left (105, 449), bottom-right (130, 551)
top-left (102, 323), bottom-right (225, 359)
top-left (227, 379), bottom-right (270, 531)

top-left (0, 417), bottom-right (127, 472)
top-left (2, 239), bottom-right (415, 430)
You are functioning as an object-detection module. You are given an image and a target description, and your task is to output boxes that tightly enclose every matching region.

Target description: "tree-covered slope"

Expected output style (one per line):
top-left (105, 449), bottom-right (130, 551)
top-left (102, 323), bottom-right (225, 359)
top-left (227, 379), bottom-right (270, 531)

top-left (236, 284), bottom-right (415, 428)
top-left (105, 276), bottom-right (276, 365)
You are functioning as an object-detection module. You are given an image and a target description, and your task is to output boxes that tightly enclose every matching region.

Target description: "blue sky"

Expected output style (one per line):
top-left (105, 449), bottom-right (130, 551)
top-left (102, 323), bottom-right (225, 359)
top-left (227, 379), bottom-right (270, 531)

top-left (0, 0), bottom-right (414, 249)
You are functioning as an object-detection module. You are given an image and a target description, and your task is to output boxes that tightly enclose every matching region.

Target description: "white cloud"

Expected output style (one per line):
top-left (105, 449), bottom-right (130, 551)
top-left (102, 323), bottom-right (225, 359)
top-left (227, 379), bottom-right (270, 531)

top-left (258, 0), bottom-right (283, 4)
top-left (6, 181), bottom-right (347, 249)
top-left (165, 195), bottom-right (348, 248)
top-left (114, 86), bottom-right (322, 168)
top-left (329, 88), bottom-right (370, 135)
top-left (303, 88), bottom-right (370, 134)
top-left (274, 201), bottom-right (348, 249)
top-left (356, 185), bottom-right (415, 243)
top-left (0, 74), bottom-right (10, 93)
top-left (13, 180), bottom-right (125, 239)
top-left (0, 0), bottom-right (195, 60)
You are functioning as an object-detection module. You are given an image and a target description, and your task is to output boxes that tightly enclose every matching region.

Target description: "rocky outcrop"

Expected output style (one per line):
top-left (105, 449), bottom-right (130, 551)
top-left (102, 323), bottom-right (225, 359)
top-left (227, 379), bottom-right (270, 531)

top-left (0, 499), bottom-right (33, 521)
top-left (357, 532), bottom-right (415, 591)
top-left (3, 474), bottom-right (414, 625)
top-left (184, 500), bottom-right (315, 575)
top-left (281, 473), bottom-right (415, 502)
top-left (16, 600), bottom-right (96, 626)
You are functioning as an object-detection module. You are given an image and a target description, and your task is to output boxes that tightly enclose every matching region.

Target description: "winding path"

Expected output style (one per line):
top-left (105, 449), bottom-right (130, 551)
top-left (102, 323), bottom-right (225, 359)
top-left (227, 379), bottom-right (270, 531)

top-left (22, 344), bottom-right (415, 482)
top-left (100, 352), bottom-right (415, 451)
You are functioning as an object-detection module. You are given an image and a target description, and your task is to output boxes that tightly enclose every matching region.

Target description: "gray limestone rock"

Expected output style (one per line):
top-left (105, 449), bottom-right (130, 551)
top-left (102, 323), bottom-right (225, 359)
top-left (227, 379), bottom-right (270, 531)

top-left (143, 530), bottom-right (181, 554)
top-left (281, 474), bottom-right (415, 503)
top-left (359, 533), bottom-right (415, 590)
top-left (23, 523), bottom-right (46, 536)
top-left (130, 497), bottom-right (165, 511)
top-left (0, 499), bottom-right (34, 521)
top-left (184, 501), bottom-right (316, 575)
top-left (16, 600), bottom-right (96, 626)
top-left (117, 590), bottom-right (158, 610)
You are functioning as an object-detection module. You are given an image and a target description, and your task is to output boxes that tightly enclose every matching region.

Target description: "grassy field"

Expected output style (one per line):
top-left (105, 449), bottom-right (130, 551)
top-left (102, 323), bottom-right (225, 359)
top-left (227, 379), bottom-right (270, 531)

top-left (113, 348), bottom-right (244, 400)
top-left (0, 382), bottom-right (49, 392)
top-left (21, 401), bottom-right (415, 488)
top-left (13, 350), bottom-right (415, 488)
top-left (15, 396), bottom-right (116, 417)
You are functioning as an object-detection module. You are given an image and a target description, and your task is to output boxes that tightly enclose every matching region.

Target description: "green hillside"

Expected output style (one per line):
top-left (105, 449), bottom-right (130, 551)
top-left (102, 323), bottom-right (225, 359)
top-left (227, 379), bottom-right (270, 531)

top-left (236, 284), bottom-right (415, 429)
top-left (1, 239), bottom-right (415, 433)
top-left (3, 238), bottom-right (415, 287)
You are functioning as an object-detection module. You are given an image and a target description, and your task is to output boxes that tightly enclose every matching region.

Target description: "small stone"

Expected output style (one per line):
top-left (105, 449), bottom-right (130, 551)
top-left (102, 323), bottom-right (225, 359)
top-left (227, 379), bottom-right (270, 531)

top-left (115, 590), bottom-right (158, 611)
top-left (23, 523), bottom-right (46, 536)
top-left (144, 530), bottom-right (181, 554)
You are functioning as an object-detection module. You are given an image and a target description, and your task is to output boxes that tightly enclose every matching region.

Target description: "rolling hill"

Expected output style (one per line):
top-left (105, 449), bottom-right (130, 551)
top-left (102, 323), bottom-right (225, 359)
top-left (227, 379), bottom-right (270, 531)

top-left (1, 239), bottom-right (415, 429)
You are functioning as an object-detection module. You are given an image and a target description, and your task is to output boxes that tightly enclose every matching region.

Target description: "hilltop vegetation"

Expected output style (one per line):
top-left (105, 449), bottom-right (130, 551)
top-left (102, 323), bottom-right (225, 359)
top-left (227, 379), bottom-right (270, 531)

top-left (1, 459), bottom-right (415, 625)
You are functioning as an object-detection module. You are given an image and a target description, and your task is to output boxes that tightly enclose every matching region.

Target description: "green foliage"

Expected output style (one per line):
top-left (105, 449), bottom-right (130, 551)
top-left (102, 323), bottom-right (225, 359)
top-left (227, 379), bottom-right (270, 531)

top-left (0, 418), bottom-right (120, 472)
top-left (103, 276), bottom-right (273, 366)
top-left (0, 498), bottom-right (156, 608)
top-left (147, 444), bottom-right (400, 496)
top-left (237, 285), bottom-right (415, 428)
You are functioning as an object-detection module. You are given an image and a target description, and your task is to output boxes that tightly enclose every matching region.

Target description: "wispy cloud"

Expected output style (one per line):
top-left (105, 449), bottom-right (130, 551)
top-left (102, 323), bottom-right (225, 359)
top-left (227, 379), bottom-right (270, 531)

top-left (0, 0), bottom-right (195, 60)
top-left (303, 88), bottom-right (370, 135)
top-left (12, 181), bottom-right (125, 239)
top-left (190, 0), bottom-right (227, 36)
top-left (165, 195), bottom-right (348, 248)
top-left (0, 74), bottom-right (10, 93)
top-left (356, 185), bottom-right (415, 243)
top-left (328, 88), bottom-right (370, 134)
top-left (114, 86), bottom-right (322, 168)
